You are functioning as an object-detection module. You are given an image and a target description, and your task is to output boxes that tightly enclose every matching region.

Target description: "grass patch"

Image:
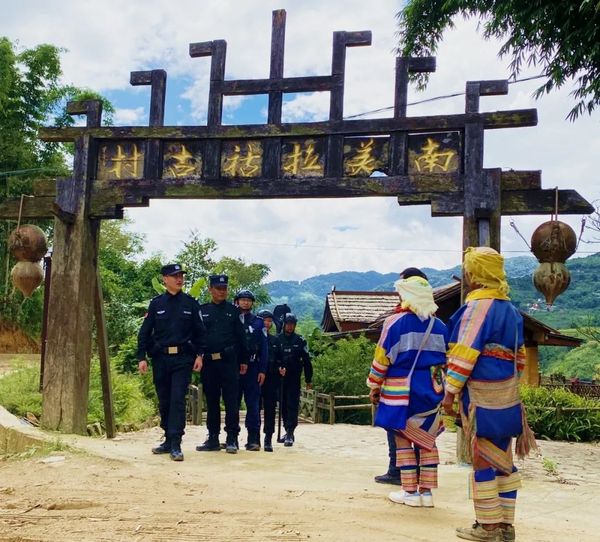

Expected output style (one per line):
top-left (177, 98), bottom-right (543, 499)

top-left (0, 358), bottom-right (156, 430)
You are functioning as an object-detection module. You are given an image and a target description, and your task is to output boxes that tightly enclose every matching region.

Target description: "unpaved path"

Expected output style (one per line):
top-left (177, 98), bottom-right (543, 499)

top-left (1, 423), bottom-right (599, 541)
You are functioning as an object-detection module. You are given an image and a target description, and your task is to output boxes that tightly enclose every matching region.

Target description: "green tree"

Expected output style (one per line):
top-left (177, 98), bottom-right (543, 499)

top-left (209, 256), bottom-right (271, 305)
top-left (397, 1), bottom-right (600, 119)
top-left (551, 341), bottom-right (600, 380)
top-left (0, 38), bottom-right (114, 337)
top-left (174, 229), bottom-right (216, 285)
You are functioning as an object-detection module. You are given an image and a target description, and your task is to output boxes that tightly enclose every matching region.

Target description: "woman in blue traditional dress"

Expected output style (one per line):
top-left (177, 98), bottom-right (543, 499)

top-left (443, 247), bottom-right (536, 542)
top-left (367, 273), bottom-right (448, 507)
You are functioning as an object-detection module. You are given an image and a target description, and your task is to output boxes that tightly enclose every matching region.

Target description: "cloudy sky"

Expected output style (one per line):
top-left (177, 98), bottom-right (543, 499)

top-left (2, 0), bottom-right (598, 281)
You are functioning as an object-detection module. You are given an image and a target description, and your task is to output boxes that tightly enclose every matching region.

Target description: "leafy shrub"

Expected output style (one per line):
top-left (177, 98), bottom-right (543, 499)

top-left (0, 358), bottom-right (155, 428)
top-left (311, 334), bottom-right (374, 424)
top-left (87, 359), bottom-right (155, 425)
top-left (0, 361), bottom-right (42, 416)
top-left (521, 385), bottom-right (600, 442)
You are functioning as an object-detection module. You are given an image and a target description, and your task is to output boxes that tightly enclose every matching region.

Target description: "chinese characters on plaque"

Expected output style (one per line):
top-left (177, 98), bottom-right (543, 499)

top-left (95, 132), bottom-right (461, 180)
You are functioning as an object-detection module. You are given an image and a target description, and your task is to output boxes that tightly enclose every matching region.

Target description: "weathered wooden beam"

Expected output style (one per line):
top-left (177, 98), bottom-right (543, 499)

top-left (130, 69), bottom-right (167, 127)
top-left (500, 170), bottom-right (541, 190)
top-left (189, 39), bottom-right (227, 127)
top-left (268, 9), bottom-right (286, 125)
top-left (0, 196), bottom-right (55, 219)
top-left (39, 109), bottom-right (538, 142)
top-left (218, 75), bottom-right (338, 95)
top-left (67, 100), bottom-right (103, 127)
top-left (427, 189), bottom-right (594, 216)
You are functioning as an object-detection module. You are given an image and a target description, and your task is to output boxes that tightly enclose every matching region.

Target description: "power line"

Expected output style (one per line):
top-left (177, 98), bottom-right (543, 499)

top-left (130, 231), bottom-right (599, 255)
top-left (343, 74), bottom-right (547, 120)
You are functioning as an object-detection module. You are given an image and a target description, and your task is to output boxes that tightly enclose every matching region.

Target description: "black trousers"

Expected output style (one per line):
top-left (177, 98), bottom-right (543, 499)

top-left (201, 360), bottom-right (240, 437)
top-left (152, 354), bottom-right (194, 444)
top-left (281, 373), bottom-right (301, 432)
top-left (261, 371), bottom-right (281, 435)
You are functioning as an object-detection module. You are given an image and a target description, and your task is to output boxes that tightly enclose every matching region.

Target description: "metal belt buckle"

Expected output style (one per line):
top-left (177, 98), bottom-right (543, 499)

top-left (212, 352), bottom-right (221, 361)
top-left (168, 346), bottom-right (178, 354)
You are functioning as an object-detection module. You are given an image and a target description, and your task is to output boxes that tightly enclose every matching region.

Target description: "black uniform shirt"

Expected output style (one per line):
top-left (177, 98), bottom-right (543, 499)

top-left (279, 331), bottom-right (313, 383)
top-left (266, 333), bottom-right (283, 374)
top-left (137, 291), bottom-right (206, 361)
top-left (199, 300), bottom-right (249, 364)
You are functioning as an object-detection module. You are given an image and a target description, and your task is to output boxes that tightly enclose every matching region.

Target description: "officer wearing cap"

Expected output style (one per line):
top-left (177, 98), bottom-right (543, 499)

top-left (279, 313), bottom-right (312, 447)
top-left (234, 290), bottom-right (268, 451)
top-left (137, 263), bottom-right (206, 462)
top-left (257, 309), bottom-right (284, 452)
top-left (196, 274), bottom-right (249, 454)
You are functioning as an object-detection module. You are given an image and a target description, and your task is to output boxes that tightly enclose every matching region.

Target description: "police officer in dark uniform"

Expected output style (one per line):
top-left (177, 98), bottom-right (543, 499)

top-left (196, 274), bottom-right (249, 454)
top-left (235, 290), bottom-right (268, 451)
top-left (279, 313), bottom-right (313, 447)
top-left (258, 309), bottom-right (284, 452)
top-left (137, 263), bottom-right (205, 462)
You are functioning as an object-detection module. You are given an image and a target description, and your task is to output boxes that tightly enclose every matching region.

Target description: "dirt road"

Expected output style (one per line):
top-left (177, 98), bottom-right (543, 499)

top-left (1, 422), bottom-right (599, 541)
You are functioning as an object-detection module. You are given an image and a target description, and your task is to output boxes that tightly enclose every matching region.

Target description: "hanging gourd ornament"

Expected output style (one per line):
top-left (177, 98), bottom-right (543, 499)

top-left (530, 209), bottom-right (577, 306)
top-left (530, 220), bottom-right (577, 263)
top-left (10, 261), bottom-right (44, 298)
top-left (532, 261), bottom-right (571, 306)
top-left (8, 224), bottom-right (48, 298)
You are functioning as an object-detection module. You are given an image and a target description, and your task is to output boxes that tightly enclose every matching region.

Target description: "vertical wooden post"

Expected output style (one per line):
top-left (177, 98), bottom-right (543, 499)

top-left (41, 101), bottom-right (102, 435)
top-left (39, 255), bottom-right (52, 392)
top-left (93, 248), bottom-right (116, 439)
top-left (329, 392), bottom-right (335, 424)
top-left (522, 346), bottom-right (541, 387)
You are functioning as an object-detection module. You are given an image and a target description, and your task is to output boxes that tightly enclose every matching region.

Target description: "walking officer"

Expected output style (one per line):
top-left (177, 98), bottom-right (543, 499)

top-left (235, 290), bottom-right (268, 451)
top-left (257, 309), bottom-right (284, 452)
top-left (279, 313), bottom-right (313, 446)
top-left (137, 263), bottom-right (205, 462)
top-left (196, 274), bottom-right (249, 454)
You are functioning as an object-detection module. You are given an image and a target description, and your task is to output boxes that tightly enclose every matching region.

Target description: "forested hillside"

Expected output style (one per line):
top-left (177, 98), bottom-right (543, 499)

top-left (267, 253), bottom-right (597, 328)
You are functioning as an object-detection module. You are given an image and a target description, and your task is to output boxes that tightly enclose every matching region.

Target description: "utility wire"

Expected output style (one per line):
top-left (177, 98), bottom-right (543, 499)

top-left (344, 74), bottom-right (547, 120)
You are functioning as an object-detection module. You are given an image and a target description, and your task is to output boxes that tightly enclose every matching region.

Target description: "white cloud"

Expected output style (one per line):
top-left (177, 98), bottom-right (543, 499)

top-left (113, 106), bottom-right (146, 125)
top-left (3, 1), bottom-right (598, 281)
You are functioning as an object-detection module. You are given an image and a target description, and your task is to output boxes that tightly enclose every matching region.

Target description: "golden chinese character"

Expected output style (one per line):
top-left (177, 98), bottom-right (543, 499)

top-left (222, 143), bottom-right (261, 177)
top-left (283, 141), bottom-right (322, 176)
top-left (345, 138), bottom-right (377, 176)
top-left (165, 145), bottom-right (197, 177)
top-left (103, 144), bottom-right (142, 179)
top-left (413, 138), bottom-right (456, 173)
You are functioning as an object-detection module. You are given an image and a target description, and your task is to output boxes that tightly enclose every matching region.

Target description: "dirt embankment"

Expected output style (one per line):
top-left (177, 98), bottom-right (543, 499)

top-left (0, 422), bottom-right (599, 541)
top-left (0, 320), bottom-right (39, 355)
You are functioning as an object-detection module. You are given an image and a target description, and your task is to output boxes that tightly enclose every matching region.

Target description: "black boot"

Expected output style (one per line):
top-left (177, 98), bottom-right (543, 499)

top-left (264, 434), bottom-right (273, 452)
top-left (196, 435), bottom-right (220, 452)
top-left (225, 434), bottom-right (238, 454)
top-left (283, 430), bottom-right (294, 447)
top-left (170, 441), bottom-right (184, 462)
top-left (152, 438), bottom-right (171, 454)
top-left (247, 430), bottom-right (260, 451)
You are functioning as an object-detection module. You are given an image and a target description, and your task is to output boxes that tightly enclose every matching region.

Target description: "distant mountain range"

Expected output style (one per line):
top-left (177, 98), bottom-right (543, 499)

top-left (265, 253), bottom-right (600, 329)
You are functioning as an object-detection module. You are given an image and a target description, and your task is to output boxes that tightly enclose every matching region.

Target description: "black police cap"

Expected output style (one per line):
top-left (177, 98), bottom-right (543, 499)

top-left (283, 313), bottom-right (298, 324)
top-left (234, 289), bottom-right (255, 301)
top-left (209, 274), bottom-right (228, 286)
top-left (257, 309), bottom-right (273, 319)
top-left (399, 267), bottom-right (428, 281)
top-left (161, 263), bottom-right (186, 276)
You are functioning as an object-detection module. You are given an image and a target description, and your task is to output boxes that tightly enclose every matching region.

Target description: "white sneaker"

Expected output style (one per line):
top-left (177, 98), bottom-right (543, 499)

top-left (420, 491), bottom-right (434, 507)
top-left (388, 491), bottom-right (423, 507)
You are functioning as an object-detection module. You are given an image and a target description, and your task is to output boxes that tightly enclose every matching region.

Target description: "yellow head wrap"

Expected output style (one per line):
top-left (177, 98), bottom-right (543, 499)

top-left (394, 275), bottom-right (438, 321)
top-left (463, 246), bottom-right (510, 297)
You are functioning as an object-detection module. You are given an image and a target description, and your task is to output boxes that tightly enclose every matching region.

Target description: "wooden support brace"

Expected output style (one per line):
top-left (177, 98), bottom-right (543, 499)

top-left (94, 261), bottom-right (116, 439)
